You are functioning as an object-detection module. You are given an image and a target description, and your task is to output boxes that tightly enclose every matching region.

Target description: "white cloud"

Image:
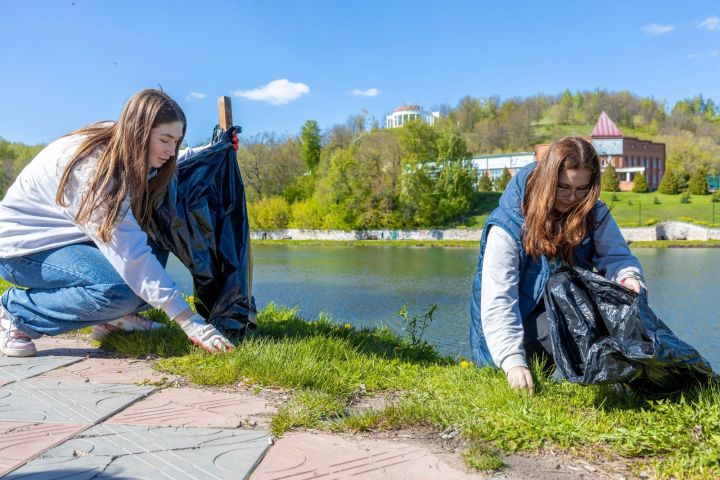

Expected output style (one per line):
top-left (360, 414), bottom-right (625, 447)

top-left (351, 88), bottom-right (381, 97)
top-left (233, 79), bottom-right (310, 105)
top-left (697, 16), bottom-right (720, 31)
top-left (186, 92), bottom-right (206, 101)
top-left (641, 23), bottom-right (675, 36)
top-left (687, 49), bottom-right (720, 59)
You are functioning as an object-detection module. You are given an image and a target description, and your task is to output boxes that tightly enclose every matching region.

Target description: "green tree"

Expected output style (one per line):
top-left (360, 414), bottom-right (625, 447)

top-left (435, 160), bottom-right (476, 224)
top-left (496, 167), bottom-right (512, 192)
top-left (300, 120), bottom-right (322, 173)
top-left (397, 120), bottom-right (438, 162)
top-left (601, 164), bottom-right (620, 192)
top-left (397, 153), bottom-right (437, 227)
top-left (478, 172), bottom-right (493, 192)
top-left (658, 169), bottom-right (679, 194)
top-left (688, 167), bottom-right (710, 195)
top-left (436, 127), bottom-right (470, 163)
top-left (632, 172), bottom-right (648, 193)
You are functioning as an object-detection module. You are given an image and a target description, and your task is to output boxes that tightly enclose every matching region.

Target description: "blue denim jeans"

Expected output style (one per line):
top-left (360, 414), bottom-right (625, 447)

top-left (0, 241), bottom-right (168, 338)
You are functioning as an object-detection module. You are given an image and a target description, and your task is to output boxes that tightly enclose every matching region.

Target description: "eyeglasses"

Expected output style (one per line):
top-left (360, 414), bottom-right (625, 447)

top-left (556, 185), bottom-right (590, 199)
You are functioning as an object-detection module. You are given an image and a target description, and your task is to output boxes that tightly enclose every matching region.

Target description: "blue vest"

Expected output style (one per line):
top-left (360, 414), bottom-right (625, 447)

top-left (469, 162), bottom-right (596, 366)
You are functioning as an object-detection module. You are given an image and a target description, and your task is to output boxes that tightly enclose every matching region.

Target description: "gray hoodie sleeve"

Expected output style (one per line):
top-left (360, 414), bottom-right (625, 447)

top-left (592, 204), bottom-right (645, 286)
top-left (480, 226), bottom-right (527, 373)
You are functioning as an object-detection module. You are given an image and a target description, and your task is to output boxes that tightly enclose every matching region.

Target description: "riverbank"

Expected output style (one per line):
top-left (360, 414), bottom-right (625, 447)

top-left (253, 238), bottom-right (720, 249)
top-left (251, 220), bottom-right (720, 244)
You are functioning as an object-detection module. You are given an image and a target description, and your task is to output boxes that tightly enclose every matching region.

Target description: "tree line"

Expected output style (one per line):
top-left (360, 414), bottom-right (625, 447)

top-left (2, 89), bottom-right (720, 228)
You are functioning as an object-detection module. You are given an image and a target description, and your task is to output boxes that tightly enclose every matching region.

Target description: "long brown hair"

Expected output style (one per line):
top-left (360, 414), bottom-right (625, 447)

top-left (56, 89), bottom-right (186, 242)
top-left (522, 136), bottom-right (601, 264)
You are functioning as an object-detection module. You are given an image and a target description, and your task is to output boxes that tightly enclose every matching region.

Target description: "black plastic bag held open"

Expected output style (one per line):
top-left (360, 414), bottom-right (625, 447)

top-left (544, 267), bottom-right (714, 393)
top-left (148, 126), bottom-right (256, 337)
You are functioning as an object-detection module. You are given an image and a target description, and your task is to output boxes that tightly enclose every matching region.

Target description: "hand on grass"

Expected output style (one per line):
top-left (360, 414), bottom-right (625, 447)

top-left (176, 314), bottom-right (234, 353)
top-left (507, 366), bottom-right (534, 395)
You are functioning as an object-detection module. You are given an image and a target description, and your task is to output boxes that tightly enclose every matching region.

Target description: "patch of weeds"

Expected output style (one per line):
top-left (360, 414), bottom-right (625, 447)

top-left (464, 443), bottom-right (504, 471)
top-left (331, 410), bottom-right (383, 432)
top-left (397, 303), bottom-right (438, 347)
top-left (270, 390), bottom-right (345, 436)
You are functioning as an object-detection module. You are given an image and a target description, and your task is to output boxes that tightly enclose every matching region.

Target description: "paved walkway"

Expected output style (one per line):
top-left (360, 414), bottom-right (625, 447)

top-left (0, 336), bottom-right (488, 479)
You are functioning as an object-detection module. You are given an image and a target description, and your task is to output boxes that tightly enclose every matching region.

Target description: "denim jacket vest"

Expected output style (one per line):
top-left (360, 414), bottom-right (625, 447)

top-left (469, 162), bottom-right (596, 365)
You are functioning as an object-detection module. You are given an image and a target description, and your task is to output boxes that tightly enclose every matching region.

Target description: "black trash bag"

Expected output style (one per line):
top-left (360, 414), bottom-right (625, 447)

top-left (148, 126), bottom-right (256, 337)
top-left (544, 267), bottom-right (715, 393)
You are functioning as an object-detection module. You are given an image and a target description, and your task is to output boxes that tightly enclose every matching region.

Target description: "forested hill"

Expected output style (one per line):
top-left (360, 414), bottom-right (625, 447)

top-left (0, 138), bottom-right (44, 197)
top-left (3, 90), bottom-right (720, 229)
top-left (237, 90), bottom-right (720, 230)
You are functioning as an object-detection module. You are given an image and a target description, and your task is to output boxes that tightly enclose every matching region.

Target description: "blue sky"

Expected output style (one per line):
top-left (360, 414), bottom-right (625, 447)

top-left (2, 1), bottom-right (720, 146)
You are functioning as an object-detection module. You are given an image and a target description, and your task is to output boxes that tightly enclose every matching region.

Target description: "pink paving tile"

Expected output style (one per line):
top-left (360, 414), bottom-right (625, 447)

top-left (34, 357), bottom-right (172, 384)
top-left (33, 336), bottom-right (102, 357)
top-left (251, 432), bottom-right (481, 480)
top-left (0, 421), bottom-right (88, 476)
top-left (106, 387), bottom-right (276, 428)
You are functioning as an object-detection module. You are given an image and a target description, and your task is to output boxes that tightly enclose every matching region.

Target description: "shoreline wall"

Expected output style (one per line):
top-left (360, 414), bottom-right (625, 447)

top-left (250, 221), bottom-right (720, 242)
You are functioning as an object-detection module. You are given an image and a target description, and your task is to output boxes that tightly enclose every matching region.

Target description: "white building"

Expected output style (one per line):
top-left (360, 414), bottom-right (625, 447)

top-left (471, 152), bottom-right (535, 180)
top-left (385, 105), bottom-right (440, 128)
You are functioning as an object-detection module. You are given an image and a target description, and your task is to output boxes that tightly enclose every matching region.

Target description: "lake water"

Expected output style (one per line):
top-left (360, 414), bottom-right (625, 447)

top-left (167, 246), bottom-right (720, 368)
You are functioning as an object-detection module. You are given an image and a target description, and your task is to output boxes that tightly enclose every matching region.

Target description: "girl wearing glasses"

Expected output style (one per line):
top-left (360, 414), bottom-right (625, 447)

top-left (470, 136), bottom-right (644, 393)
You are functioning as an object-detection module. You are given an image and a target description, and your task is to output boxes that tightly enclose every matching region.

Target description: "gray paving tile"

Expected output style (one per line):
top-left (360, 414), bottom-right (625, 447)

top-left (5, 424), bottom-right (269, 480)
top-left (0, 356), bottom-right (83, 384)
top-left (0, 380), bottom-right (154, 424)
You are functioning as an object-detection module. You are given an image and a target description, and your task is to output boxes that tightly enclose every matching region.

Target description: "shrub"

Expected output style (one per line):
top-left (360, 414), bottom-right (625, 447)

top-left (653, 196), bottom-right (661, 205)
top-left (248, 196), bottom-right (291, 230)
top-left (632, 172), bottom-right (649, 193)
top-left (658, 169), bottom-right (679, 195)
top-left (610, 193), bottom-right (620, 202)
top-left (601, 164), bottom-right (620, 192)
top-left (688, 168), bottom-right (710, 195)
top-left (680, 191), bottom-right (691, 204)
top-left (289, 197), bottom-right (325, 229)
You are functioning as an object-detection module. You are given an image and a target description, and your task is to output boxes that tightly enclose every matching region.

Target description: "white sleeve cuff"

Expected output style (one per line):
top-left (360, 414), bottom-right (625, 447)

top-left (500, 353), bottom-right (527, 374)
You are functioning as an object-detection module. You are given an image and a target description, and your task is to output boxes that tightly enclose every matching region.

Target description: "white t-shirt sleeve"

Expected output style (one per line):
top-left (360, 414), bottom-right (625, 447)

top-left (480, 226), bottom-right (527, 372)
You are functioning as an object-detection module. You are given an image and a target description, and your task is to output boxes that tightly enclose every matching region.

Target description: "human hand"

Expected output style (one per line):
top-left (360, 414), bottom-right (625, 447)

top-left (231, 132), bottom-right (239, 151)
top-left (176, 314), bottom-right (234, 353)
top-left (620, 277), bottom-right (642, 293)
top-left (507, 366), bottom-right (535, 395)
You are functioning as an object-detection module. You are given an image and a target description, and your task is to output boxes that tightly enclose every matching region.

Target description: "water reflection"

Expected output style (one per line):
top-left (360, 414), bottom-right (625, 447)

top-left (167, 246), bottom-right (720, 367)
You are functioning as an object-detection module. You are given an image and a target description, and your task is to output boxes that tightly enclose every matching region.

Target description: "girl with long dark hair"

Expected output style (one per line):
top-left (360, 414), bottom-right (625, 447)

top-left (0, 89), bottom-right (234, 357)
top-left (470, 136), bottom-right (644, 393)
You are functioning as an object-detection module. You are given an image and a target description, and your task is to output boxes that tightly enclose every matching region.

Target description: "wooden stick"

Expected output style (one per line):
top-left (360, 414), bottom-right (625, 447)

top-left (218, 96), bottom-right (233, 131)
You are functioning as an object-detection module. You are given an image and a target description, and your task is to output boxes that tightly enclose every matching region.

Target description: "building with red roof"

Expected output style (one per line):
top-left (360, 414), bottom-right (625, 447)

top-left (590, 111), bottom-right (665, 190)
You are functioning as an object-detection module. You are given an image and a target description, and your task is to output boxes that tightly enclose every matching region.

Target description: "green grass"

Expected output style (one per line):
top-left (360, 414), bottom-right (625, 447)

top-left (3, 282), bottom-right (720, 478)
top-left (92, 303), bottom-right (720, 479)
top-left (600, 191), bottom-right (720, 227)
top-left (630, 240), bottom-right (720, 248)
